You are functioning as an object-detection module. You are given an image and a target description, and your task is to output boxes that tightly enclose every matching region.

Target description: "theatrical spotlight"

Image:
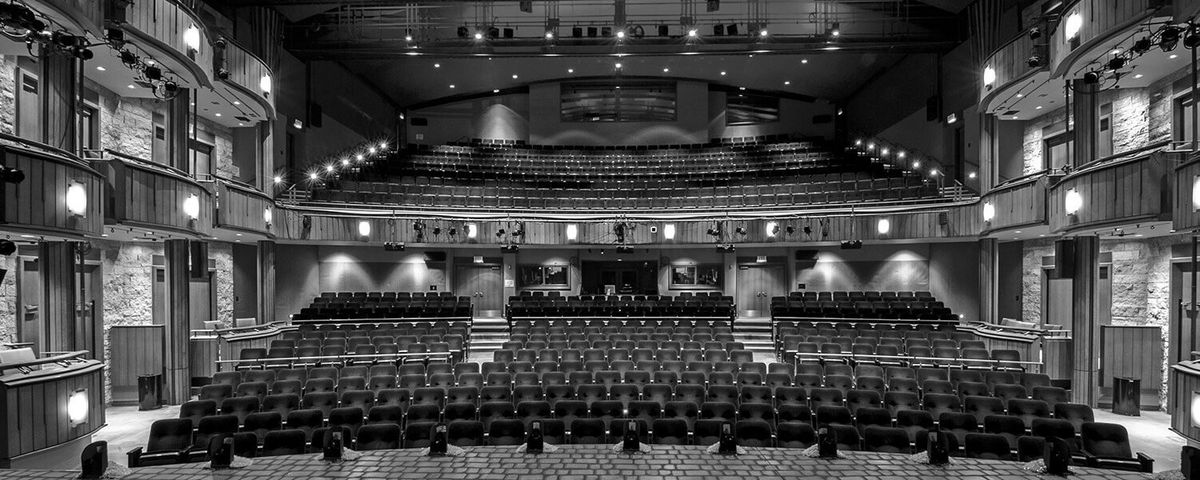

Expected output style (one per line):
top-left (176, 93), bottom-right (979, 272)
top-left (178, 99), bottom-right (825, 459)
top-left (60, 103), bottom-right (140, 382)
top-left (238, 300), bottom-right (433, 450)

top-left (1026, 55), bottom-right (1042, 68)
top-left (457, 26), bottom-right (470, 38)
top-left (0, 240), bottom-right (16, 255)
top-left (1161, 26), bottom-right (1182, 51)
top-left (447, 227), bottom-right (458, 237)
top-left (0, 165), bottom-right (24, 184)
top-left (1106, 56), bottom-right (1127, 70)
top-left (734, 226), bottom-right (747, 236)
top-left (1028, 27), bottom-right (1040, 40)
top-left (1083, 71), bottom-right (1101, 84)
top-left (1131, 36), bottom-right (1152, 54)
top-left (432, 227), bottom-right (442, 236)
top-left (1186, 26), bottom-right (1200, 49)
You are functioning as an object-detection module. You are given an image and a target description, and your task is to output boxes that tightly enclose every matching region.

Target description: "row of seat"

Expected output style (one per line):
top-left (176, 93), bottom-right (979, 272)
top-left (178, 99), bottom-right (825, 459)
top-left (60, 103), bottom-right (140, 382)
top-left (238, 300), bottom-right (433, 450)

top-left (508, 320), bottom-right (733, 331)
top-left (290, 321), bottom-right (471, 337)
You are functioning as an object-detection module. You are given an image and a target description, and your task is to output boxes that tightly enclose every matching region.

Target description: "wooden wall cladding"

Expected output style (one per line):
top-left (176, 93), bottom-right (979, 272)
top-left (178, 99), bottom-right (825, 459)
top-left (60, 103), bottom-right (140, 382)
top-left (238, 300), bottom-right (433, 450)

top-left (271, 205), bottom-right (982, 244)
top-left (1049, 0), bottom-right (1156, 77)
top-left (1100, 325), bottom-right (1163, 409)
top-left (216, 38), bottom-right (274, 118)
top-left (1171, 362), bottom-right (1200, 441)
top-left (980, 175), bottom-right (1050, 234)
top-left (980, 32), bottom-right (1045, 104)
top-left (0, 140), bottom-right (104, 237)
top-left (1048, 152), bottom-right (1171, 233)
top-left (115, 0), bottom-right (214, 87)
top-left (0, 360), bottom-right (105, 467)
top-left (93, 152), bottom-right (214, 237)
top-left (108, 325), bottom-right (164, 405)
top-left (1173, 154), bottom-right (1200, 231)
top-left (214, 180), bottom-right (274, 236)
top-left (28, 0), bottom-right (104, 35)
top-left (190, 335), bottom-right (218, 381)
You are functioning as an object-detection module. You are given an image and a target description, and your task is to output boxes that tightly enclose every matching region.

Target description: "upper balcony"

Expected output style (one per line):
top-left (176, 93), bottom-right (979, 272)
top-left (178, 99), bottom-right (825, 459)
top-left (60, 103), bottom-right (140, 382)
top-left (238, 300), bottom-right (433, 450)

top-left (213, 37), bottom-right (275, 123)
top-left (1047, 143), bottom-right (1173, 234)
top-left (0, 134), bottom-right (104, 239)
top-left (89, 150), bottom-right (214, 239)
top-left (106, 0), bottom-right (214, 92)
top-left (22, 0), bottom-right (103, 37)
top-left (978, 172), bottom-right (1057, 236)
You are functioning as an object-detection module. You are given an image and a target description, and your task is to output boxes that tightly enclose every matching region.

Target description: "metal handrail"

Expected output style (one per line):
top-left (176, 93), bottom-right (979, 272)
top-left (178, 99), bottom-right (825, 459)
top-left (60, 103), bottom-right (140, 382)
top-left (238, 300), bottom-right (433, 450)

top-left (215, 351), bottom-right (455, 371)
top-left (787, 351), bottom-right (1043, 374)
top-left (0, 350), bottom-right (94, 374)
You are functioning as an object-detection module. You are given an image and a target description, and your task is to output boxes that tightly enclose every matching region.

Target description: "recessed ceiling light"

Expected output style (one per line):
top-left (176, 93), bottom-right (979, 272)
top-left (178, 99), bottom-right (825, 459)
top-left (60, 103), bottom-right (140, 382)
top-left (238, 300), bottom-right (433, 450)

top-left (1134, 73), bottom-right (1144, 79)
top-left (663, 67), bottom-right (669, 72)
top-left (215, 113), bottom-right (222, 117)
top-left (233, 101), bottom-right (240, 105)
top-left (1035, 105), bottom-right (1043, 109)
top-left (512, 74), bottom-right (518, 79)
top-left (238, 122), bottom-right (244, 126)
top-left (720, 71), bottom-right (727, 75)
top-left (784, 81), bottom-right (790, 85)
top-left (1172, 54), bottom-right (1179, 59)
top-left (434, 63), bottom-right (441, 68)
top-left (1111, 48), bottom-right (1122, 54)
top-left (615, 63), bottom-right (622, 69)
top-left (801, 59), bottom-right (808, 64)
top-left (568, 68), bottom-right (574, 73)
top-left (739, 87), bottom-right (745, 90)
top-left (1016, 93), bottom-right (1023, 97)
top-left (127, 84), bottom-right (135, 89)
top-left (493, 89), bottom-right (500, 93)
top-left (449, 84), bottom-right (455, 88)
top-left (96, 66), bottom-right (106, 71)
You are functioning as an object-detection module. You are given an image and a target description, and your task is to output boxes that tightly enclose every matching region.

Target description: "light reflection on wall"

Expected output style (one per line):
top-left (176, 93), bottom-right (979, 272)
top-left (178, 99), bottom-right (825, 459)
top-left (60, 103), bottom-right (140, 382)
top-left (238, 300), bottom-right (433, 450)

top-left (799, 248), bottom-right (930, 291)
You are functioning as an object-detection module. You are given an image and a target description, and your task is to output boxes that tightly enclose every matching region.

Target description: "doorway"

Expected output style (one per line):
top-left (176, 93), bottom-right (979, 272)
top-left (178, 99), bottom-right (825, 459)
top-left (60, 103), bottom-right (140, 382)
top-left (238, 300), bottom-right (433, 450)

top-left (153, 266), bottom-right (217, 329)
top-left (736, 263), bottom-right (785, 317)
top-left (580, 260), bottom-right (658, 295)
top-left (454, 263), bottom-right (504, 317)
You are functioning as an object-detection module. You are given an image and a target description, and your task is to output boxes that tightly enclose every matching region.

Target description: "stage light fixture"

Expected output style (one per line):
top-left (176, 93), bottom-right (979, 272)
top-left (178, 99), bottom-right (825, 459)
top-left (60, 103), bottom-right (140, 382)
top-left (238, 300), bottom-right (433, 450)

top-left (727, 24), bottom-right (738, 36)
top-left (183, 25), bottom-right (201, 52)
top-left (983, 202), bottom-right (996, 222)
top-left (1083, 71), bottom-right (1101, 84)
top-left (1162, 26), bottom-right (1182, 51)
top-left (1186, 27), bottom-right (1200, 49)
top-left (143, 65), bottom-right (162, 81)
top-left (657, 25), bottom-right (669, 36)
top-left (982, 66), bottom-right (995, 87)
top-left (0, 165), bottom-right (24, 184)
top-left (0, 240), bottom-right (14, 256)
top-left (1106, 56), bottom-right (1127, 70)
top-left (1065, 189), bottom-right (1083, 215)
top-left (735, 226), bottom-right (747, 236)
top-left (1028, 27), bottom-right (1040, 40)
top-left (1027, 55), bottom-right (1041, 67)
top-left (687, 28), bottom-right (698, 38)
top-left (785, 226), bottom-right (795, 235)
top-left (1064, 13), bottom-right (1082, 40)
top-left (432, 227), bottom-right (441, 235)
top-left (448, 228), bottom-right (458, 237)
top-left (1131, 37), bottom-right (1152, 54)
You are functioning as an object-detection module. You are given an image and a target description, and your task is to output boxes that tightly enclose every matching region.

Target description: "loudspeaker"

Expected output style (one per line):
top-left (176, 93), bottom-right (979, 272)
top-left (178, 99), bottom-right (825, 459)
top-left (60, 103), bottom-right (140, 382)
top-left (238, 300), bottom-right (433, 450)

top-left (322, 430), bottom-right (343, 462)
top-left (706, 0), bottom-right (720, 12)
top-left (424, 251), bottom-right (447, 262)
top-left (622, 420), bottom-right (640, 452)
top-left (573, 27), bottom-right (583, 37)
top-left (1044, 437), bottom-right (1072, 475)
top-left (190, 242), bottom-right (207, 279)
top-left (429, 424), bottom-right (447, 456)
top-left (795, 250), bottom-right (818, 261)
top-left (519, 0), bottom-right (532, 12)
top-left (587, 26), bottom-right (597, 37)
top-left (926, 96), bottom-right (941, 121)
top-left (926, 431), bottom-right (950, 465)
top-left (1183, 445), bottom-right (1200, 479)
top-left (817, 427), bottom-right (838, 458)
top-left (658, 25), bottom-right (669, 36)
top-left (938, 212), bottom-right (949, 225)
top-left (209, 436), bottom-right (233, 469)
top-left (308, 103), bottom-right (323, 128)
top-left (717, 422), bottom-right (737, 453)
top-left (527, 420), bottom-right (544, 453)
top-left (80, 441), bottom-right (108, 479)
top-left (1054, 239), bottom-right (1076, 279)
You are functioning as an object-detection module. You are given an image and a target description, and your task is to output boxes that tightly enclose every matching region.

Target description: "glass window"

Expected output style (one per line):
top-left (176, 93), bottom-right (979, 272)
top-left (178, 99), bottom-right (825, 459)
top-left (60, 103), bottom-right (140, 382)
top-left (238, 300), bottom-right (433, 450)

top-left (16, 70), bottom-right (38, 139)
top-left (1098, 102), bottom-right (1112, 158)
top-left (1043, 130), bottom-right (1073, 171)
top-left (189, 139), bottom-right (213, 179)
top-left (152, 112), bottom-right (167, 164)
top-left (561, 81), bottom-right (676, 122)
top-left (519, 265), bottom-right (570, 288)
top-left (1177, 93), bottom-right (1196, 147)
top-left (726, 93), bottom-right (780, 125)
top-left (670, 265), bottom-right (722, 288)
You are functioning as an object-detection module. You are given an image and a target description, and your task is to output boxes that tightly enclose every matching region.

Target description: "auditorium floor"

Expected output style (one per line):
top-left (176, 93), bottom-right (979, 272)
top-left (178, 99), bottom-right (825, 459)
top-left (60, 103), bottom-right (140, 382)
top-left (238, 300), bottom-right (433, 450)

top-left (91, 405), bottom-right (1186, 472)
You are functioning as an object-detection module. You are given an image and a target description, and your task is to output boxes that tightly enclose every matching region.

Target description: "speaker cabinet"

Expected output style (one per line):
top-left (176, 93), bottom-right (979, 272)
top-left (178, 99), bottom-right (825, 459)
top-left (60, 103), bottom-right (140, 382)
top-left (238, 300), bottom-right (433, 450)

top-left (190, 242), bottom-right (207, 279)
top-left (1054, 239), bottom-right (1076, 279)
top-left (718, 422), bottom-right (737, 453)
top-left (1183, 445), bottom-right (1200, 479)
top-left (80, 441), bottom-right (108, 479)
top-left (429, 424), bottom-right (447, 456)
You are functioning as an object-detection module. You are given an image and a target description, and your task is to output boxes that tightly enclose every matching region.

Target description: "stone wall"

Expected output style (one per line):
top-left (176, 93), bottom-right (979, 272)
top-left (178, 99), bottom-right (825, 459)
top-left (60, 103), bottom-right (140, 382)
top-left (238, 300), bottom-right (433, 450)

top-left (0, 55), bottom-right (16, 135)
top-left (97, 240), bottom-right (159, 404)
top-left (0, 255), bottom-right (18, 345)
top-left (211, 242), bottom-right (235, 327)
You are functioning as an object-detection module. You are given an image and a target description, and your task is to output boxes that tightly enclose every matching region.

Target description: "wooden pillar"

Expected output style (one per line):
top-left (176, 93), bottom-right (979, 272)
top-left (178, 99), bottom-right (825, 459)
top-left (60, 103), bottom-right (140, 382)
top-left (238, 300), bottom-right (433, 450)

top-left (257, 240), bottom-right (275, 324)
top-left (1070, 235), bottom-right (1101, 405)
top-left (38, 49), bottom-right (78, 152)
top-left (979, 238), bottom-right (998, 324)
top-left (169, 89), bottom-right (191, 172)
top-left (38, 241), bottom-right (76, 353)
top-left (979, 112), bottom-right (996, 190)
top-left (1071, 79), bottom-right (1097, 168)
top-left (162, 239), bottom-right (191, 404)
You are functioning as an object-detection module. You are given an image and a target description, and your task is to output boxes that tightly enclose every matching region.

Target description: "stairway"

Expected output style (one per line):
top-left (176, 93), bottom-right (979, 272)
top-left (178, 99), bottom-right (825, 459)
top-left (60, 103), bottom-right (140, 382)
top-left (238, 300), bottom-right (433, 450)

top-left (735, 317), bottom-right (777, 363)
top-left (468, 317), bottom-right (508, 363)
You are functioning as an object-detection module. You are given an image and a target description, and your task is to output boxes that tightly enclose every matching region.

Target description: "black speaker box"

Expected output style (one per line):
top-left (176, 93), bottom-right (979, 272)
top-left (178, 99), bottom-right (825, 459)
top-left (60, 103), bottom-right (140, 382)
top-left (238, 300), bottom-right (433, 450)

top-left (1183, 445), bottom-right (1200, 479)
top-left (323, 430), bottom-right (343, 462)
top-left (308, 103), bottom-right (323, 128)
top-left (209, 436), bottom-right (233, 469)
top-left (718, 422), bottom-right (737, 453)
top-left (527, 420), bottom-right (544, 453)
top-left (429, 424), bottom-right (448, 456)
top-left (1044, 437), bottom-right (1072, 475)
top-left (706, 0), bottom-right (720, 12)
top-left (1054, 238), bottom-right (1076, 279)
top-left (190, 242), bottom-right (207, 279)
top-left (817, 427), bottom-right (838, 458)
top-left (80, 441), bottom-right (108, 479)
top-left (927, 431), bottom-right (950, 465)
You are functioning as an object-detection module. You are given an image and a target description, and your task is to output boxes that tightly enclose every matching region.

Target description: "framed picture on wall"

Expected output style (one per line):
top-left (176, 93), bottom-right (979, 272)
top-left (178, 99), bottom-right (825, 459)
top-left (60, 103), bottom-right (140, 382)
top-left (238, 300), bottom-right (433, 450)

top-left (519, 265), bottom-right (570, 289)
top-left (670, 264), bottom-right (721, 289)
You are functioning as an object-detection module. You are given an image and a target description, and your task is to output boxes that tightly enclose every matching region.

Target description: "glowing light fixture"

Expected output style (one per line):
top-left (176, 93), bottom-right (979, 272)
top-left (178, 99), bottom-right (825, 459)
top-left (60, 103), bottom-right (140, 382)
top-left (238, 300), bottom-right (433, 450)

top-left (184, 26), bottom-right (201, 52)
top-left (67, 389), bottom-right (88, 427)
top-left (65, 182), bottom-right (87, 216)
top-left (566, 224), bottom-right (578, 241)
top-left (182, 194), bottom-right (200, 220)
top-left (1193, 176), bottom-right (1200, 211)
top-left (663, 224), bottom-right (676, 239)
top-left (358, 220), bottom-right (372, 237)
top-left (1191, 391), bottom-right (1200, 427)
top-left (263, 208), bottom-right (272, 225)
top-left (259, 75), bottom-right (272, 95)
top-left (766, 221), bottom-right (779, 237)
top-left (273, 175), bottom-right (282, 184)
top-left (983, 66), bottom-right (996, 87)
top-left (1064, 13), bottom-right (1082, 39)
top-left (1064, 188), bottom-right (1083, 215)
top-left (466, 223), bottom-right (478, 238)
top-left (877, 218), bottom-right (891, 235)
top-left (982, 202), bottom-right (996, 222)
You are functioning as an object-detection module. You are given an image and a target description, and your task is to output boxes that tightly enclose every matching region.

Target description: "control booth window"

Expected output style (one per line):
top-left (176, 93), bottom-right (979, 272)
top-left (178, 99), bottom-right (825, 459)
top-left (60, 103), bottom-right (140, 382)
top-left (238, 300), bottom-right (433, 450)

top-left (520, 265), bottom-right (570, 289)
top-left (670, 264), bottom-right (722, 289)
top-left (561, 81), bottom-right (676, 122)
top-left (726, 92), bottom-right (780, 125)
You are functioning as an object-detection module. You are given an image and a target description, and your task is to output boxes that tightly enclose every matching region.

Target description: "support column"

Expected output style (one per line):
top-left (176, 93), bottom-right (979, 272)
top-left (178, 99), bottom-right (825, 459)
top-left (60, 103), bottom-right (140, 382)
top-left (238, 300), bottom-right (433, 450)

top-left (169, 89), bottom-right (192, 172)
top-left (979, 113), bottom-right (996, 190)
top-left (257, 240), bottom-right (276, 324)
top-left (979, 238), bottom-right (998, 324)
top-left (1071, 79), bottom-right (1097, 168)
top-left (38, 49), bottom-right (79, 152)
top-left (1070, 235), bottom-right (1101, 405)
top-left (38, 241), bottom-right (76, 353)
top-left (162, 239), bottom-right (191, 404)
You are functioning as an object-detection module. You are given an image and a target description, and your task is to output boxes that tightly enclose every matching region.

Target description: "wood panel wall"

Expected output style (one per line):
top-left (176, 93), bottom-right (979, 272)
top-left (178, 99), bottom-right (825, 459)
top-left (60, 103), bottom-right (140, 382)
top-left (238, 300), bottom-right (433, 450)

top-left (218, 326), bottom-right (288, 370)
top-left (108, 325), bottom-right (164, 405)
top-left (189, 336), bottom-right (217, 382)
top-left (216, 37), bottom-right (274, 117)
top-left (35, 0), bottom-right (105, 35)
top-left (980, 32), bottom-right (1044, 104)
top-left (38, 51), bottom-right (76, 153)
top-left (163, 240), bottom-right (190, 404)
top-left (117, 0), bottom-right (214, 88)
top-left (0, 360), bottom-right (104, 467)
top-left (214, 180), bottom-right (273, 236)
top-left (1048, 152), bottom-right (1171, 233)
top-left (1171, 362), bottom-right (1200, 440)
top-left (93, 152), bottom-right (214, 237)
top-left (271, 206), bottom-right (983, 245)
top-left (1173, 154), bottom-right (1200, 231)
top-left (1100, 325), bottom-right (1163, 409)
top-left (0, 139), bottom-right (104, 237)
top-left (1049, 0), bottom-right (1157, 77)
top-left (38, 242), bottom-right (76, 355)
top-left (1044, 337), bottom-right (1073, 380)
top-left (981, 175), bottom-right (1051, 234)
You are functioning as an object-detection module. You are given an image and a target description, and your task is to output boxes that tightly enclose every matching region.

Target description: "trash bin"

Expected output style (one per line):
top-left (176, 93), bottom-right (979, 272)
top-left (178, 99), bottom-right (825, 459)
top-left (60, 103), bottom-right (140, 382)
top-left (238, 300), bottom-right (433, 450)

top-left (137, 374), bottom-right (162, 411)
top-left (1112, 376), bottom-right (1141, 416)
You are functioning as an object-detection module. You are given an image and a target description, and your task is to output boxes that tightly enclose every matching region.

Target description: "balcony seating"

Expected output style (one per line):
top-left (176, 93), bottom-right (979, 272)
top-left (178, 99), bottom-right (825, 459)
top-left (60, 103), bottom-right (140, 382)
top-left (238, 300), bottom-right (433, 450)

top-left (293, 291), bottom-right (471, 321)
top-left (508, 294), bottom-right (734, 320)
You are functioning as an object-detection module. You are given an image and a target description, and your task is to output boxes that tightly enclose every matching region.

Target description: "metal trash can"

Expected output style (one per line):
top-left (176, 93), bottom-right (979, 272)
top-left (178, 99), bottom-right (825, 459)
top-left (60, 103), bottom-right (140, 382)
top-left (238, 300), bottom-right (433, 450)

top-left (1112, 376), bottom-right (1141, 416)
top-left (137, 374), bottom-right (162, 411)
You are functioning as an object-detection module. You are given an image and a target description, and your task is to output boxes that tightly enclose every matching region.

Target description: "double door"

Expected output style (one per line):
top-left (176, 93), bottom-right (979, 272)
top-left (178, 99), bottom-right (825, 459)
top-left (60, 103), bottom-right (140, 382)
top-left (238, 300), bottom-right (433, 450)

top-left (736, 264), bottom-right (785, 317)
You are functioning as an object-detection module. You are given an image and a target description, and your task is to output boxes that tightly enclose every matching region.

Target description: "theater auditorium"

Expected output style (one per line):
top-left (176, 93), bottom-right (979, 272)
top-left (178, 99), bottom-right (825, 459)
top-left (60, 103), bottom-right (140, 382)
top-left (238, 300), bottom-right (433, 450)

top-left (0, 0), bottom-right (1198, 478)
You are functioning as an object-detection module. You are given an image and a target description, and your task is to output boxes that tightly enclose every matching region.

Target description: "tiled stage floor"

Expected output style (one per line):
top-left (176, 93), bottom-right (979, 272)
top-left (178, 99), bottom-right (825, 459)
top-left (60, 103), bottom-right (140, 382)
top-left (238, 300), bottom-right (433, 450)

top-left (10, 445), bottom-right (1157, 480)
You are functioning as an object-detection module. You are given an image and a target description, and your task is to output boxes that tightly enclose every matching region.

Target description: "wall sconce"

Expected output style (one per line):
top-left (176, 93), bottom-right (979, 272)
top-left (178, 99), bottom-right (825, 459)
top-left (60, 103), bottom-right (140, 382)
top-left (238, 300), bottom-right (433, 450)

top-left (260, 74), bottom-right (272, 97)
top-left (183, 26), bottom-right (201, 53)
top-left (982, 202), bottom-right (995, 223)
top-left (1064, 189), bottom-right (1083, 216)
top-left (263, 207), bottom-right (273, 226)
top-left (182, 194), bottom-right (200, 220)
top-left (983, 66), bottom-right (996, 89)
top-left (663, 224), bottom-right (676, 240)
top-left (876, 218), bottom-right (891, 235)
top-left (68, 389), bottom-right (88, 427)
top-left (565, 224), bottom-right (578, 241)
top-left (1192, 176), bottom-right (1200, 211)
top-left (465, 223), bottom-right (478, 239)
top-left (765, 221), bottom-right (779, 238)
top-left (66, 182), bottom-right (87, 217)
top-left (358, 220), bottom-right (371, 239)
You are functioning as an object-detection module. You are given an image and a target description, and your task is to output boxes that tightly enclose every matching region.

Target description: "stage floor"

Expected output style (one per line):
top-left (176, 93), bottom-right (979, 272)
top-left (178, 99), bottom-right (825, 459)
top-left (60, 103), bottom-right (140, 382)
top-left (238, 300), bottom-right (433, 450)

top-left (11, 445), bottom-right (1156, 479)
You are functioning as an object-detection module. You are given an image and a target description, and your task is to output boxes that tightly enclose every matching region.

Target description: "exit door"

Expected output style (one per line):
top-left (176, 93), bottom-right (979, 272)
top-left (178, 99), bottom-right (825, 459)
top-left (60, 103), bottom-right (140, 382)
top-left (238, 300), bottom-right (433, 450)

top-left (736, 264), bottom-right (784, 317)
top-left (455, 265), bottom-right (503, 317)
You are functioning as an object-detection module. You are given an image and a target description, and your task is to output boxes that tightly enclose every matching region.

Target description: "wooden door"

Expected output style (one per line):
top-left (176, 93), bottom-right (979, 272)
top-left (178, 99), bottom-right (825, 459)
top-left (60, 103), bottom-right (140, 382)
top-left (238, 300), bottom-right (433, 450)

top-left (736, 264), bottom-right (785, 317)
top-left (455, 265), bottom-right (503, 317)
top-left (17, 259), bottom-right (40, 353)
top-left (1044, 272), bottom-right (1072, 328)
top-left (154, 267), bottom-right (217, 328)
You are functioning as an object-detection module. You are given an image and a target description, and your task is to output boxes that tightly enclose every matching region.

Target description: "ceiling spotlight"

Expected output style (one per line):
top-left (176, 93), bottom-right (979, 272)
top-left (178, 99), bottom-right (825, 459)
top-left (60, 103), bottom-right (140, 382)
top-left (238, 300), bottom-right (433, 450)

top-left (735, 226), bottom-right (747, 236)
top-left (1028, 27), bottom-right (1040, 40)
top-left (616, 30), bottom-right (625, 39)
top-left (1161, 26), bottom-right (1182, 51)
top-left (1083, 71), bottom-right (1101, 84)
top-left (447, 227), bottom-right (458, 236)
top-left (1186, 27), bottom-right (1200, 49)
top-left (614, 63), bottom-right (622, 69)
top-left (1131, 37), bottom-right (1152, 54)
top-left (1107, 56), bottom-right (1127, 70)
top-left (1027, 55), bottom-right (1042, 67)
top-left (687, 28), bottom-right (698, 38)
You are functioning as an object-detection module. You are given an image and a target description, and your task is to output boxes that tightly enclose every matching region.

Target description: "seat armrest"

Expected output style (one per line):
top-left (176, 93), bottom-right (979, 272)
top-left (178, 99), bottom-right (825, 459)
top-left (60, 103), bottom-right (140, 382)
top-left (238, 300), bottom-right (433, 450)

top-left (1136, 452), bottom-right (1154, 473)
top-left (126, 447), bottom-right (143, 468)
top-left (1081, 450), bottom-right (1099, 468)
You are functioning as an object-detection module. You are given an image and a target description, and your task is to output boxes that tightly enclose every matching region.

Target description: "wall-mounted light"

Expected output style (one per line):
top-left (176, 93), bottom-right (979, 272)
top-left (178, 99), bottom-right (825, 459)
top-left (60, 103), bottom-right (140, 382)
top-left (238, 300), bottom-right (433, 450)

top-left (1192, 175), bottom-right (1200, 211)
top-left (263, 207), bottom-right (273, 226)
top-left (358, 220), bottom-right (371, 238)
top-left (1064, 13), bottom-right (1082, 40)
top-left (983, 66), bottom-right (996, 88)
top-left (183, 25), bottom-right (201, 53)
top-left (68, 389), bottom-right (88, 427)
top-left (182, 194), bottom-right (200, 220)
top-left (260, 74), bottom-right (272, 97)
top-left (465, 223), bottom-right (478, 239)
top-left (982, 202), bottom-right (996, 223)
top-left (66, 182), bottom-right (87, 217)
top-left (1191, 391), bottom-right (1200, 427)
top-left (877, 218), bottom-right (891, 235)
top-left (663, 224), bottom-right (676, 240)
top-left (765, 221), bottom-right (779, 238)
top-left (1064, 188), bottom-right (1083, 216)
top-left (566, 224), bottom-right (578, 241)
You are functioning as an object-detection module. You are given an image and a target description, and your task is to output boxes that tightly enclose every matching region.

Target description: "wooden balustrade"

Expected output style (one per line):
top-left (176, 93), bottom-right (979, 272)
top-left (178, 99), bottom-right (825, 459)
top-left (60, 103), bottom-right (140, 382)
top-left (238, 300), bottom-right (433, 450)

top-left (0, 135), bottom-right (104, 238)
top-left (0, 352), bottom-right (105, 468)
top-left (1173, 153), bottom-right (1200, 231)
top-left (1049, 0), bottom-right (1158, 77)
top-left (980, 32), bottom-right (1045, 103)
top-left (1172, 361), bottom-right (1200, 441)
top-left (215, 37), bottom-right (275, 118)
top-left (1048, 150), bottom-right (1172, 233)
top-left (214, 179), bottom-right (274, 236)
top-left (91, 150), bottom-right (214, 237)
top-left (980, 173), bottom-right (1052, 234)
top-left (108, 325), bottom-right (164, 406)
top-left (26, 0), bottom-right (104, 36)
top-left (111, 0), bottom-right (214, 88)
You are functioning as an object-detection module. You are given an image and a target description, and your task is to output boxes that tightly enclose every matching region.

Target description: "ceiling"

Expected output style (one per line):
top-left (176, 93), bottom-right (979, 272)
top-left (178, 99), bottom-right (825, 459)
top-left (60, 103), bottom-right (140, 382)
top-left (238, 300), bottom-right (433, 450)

top-left (344, 51), bottom-right (911, 108)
